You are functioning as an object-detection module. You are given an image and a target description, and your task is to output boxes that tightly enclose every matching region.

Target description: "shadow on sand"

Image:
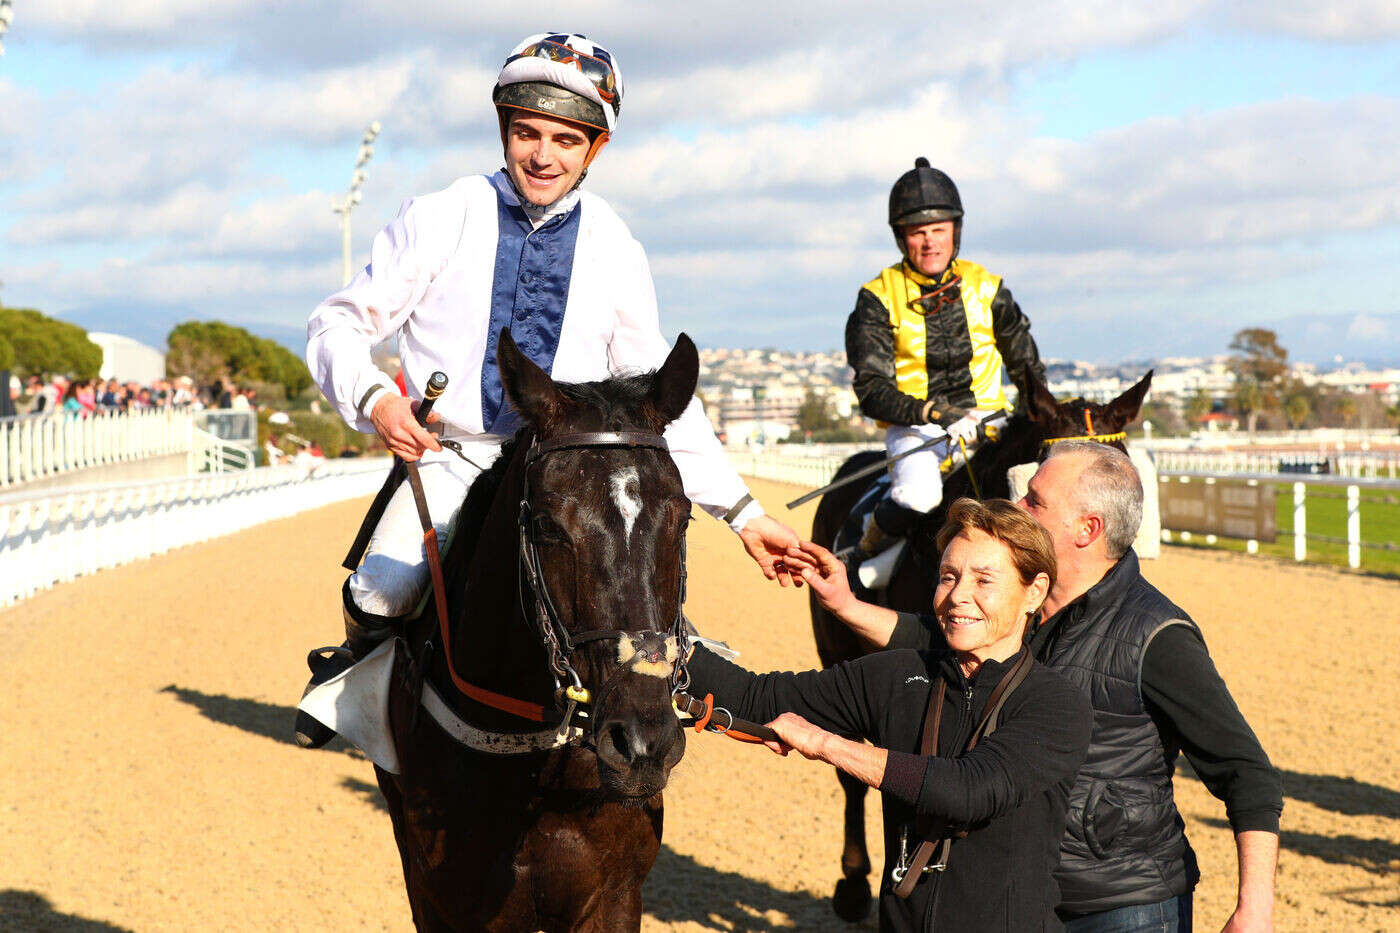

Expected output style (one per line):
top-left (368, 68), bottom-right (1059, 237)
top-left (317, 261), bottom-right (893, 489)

top-left (642, 845), bottom-right (877, 932)
top-left (1180, 760), bottom-right (1400, 821)
top-left (159, 684), bottom-right (361, 756)
top-left (1199, 816), bottom-right (1400, 877)
top-left (0, 890), bottom-right (134, 932)
top-left (341, 776), bottom-right (389, 812)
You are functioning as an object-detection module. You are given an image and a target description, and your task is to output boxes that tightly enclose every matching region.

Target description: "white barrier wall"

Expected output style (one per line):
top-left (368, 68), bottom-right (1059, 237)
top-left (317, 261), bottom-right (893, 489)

top-left (0, 409), bottom-right (196, 488)
top-left (0, 457), bottom-right (390, 607)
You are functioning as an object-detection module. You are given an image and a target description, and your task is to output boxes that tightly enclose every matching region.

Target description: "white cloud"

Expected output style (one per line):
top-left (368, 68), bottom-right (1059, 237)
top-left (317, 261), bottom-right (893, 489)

top-left (5, 4), bottom-right (1397, 363)
top-left (1237, 1), bottom-right (1400, 40)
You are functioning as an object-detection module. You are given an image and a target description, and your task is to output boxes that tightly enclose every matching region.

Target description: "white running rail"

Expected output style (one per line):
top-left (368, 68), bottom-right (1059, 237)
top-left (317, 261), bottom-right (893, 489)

top-left (0, 457), bottom-right (390, 607)
top-left (727, 449), bottom-right (870, 490)
top-left (188, 425), bottom-right (256, 473)
top-left (1153, 448), bottom-right (1400, 480)
top-left (0, 409), bottom-right (196, 488)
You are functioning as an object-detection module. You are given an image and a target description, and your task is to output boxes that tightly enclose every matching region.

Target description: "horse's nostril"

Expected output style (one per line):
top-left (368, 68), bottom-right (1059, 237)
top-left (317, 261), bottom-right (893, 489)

top-left (607, 723), bottom-right (633, 763)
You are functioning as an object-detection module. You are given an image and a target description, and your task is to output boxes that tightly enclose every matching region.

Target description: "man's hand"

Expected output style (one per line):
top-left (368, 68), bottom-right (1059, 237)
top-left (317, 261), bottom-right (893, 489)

top-left (738, 514), bottom-right (802, 587)
top-left (370, 392), bottom-right (442, 461)
top-left (763, 712), bottom-right (829, 760)
top-left (785, 541), bottom-right (857, 617)
top-left (1221, 905), bottom-right (1273, 933)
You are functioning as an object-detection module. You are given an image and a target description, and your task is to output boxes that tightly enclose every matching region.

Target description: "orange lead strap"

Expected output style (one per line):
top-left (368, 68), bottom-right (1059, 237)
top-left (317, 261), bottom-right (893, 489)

top-left (1085, 409), bottom-right (1094, 436)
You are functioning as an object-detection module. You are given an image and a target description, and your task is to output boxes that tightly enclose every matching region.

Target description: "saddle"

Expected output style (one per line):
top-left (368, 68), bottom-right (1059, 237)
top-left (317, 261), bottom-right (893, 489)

top-left (833, 476), bottom-right (906, 601)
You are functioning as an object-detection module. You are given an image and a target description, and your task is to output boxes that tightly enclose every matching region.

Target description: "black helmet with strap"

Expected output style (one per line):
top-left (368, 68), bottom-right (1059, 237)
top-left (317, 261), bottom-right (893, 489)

top-left (889, 157), bottom-right (963, 229)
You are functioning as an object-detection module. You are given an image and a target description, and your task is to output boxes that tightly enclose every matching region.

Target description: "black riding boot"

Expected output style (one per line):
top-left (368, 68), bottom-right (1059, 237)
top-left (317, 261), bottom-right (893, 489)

top-left (293, 581), bottom-right (398, 749)
top-left (858, 496), bottom-right (920, 556)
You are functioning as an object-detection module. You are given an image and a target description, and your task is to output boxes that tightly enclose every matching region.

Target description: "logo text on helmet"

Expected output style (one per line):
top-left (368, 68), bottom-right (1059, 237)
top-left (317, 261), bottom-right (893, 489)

top-left (536, 96), bottom-right (557, 111)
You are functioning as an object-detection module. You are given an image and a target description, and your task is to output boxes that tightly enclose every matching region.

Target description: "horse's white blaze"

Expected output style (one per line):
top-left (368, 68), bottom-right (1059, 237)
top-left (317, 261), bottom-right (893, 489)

top-left (611, 467), bottom-right (643, 541)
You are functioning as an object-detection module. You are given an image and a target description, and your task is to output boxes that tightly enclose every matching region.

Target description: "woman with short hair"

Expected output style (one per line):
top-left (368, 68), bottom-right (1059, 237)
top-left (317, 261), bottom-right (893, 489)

top-left (687, 499), bottom-right (1092, 931)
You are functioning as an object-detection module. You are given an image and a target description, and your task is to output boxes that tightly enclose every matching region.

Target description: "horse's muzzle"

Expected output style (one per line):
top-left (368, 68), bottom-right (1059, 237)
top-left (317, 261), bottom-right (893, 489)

top-left (594, 706), bottom-right (685, 798)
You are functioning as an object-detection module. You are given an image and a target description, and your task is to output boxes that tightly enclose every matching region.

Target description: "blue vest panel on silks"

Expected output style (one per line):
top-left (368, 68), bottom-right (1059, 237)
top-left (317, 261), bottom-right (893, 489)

top-left (480, 192), bottom-right (583, 435)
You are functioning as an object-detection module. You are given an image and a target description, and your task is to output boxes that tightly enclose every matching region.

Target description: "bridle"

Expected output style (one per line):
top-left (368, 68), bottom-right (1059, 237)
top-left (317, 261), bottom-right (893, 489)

top-left (1040, 407), bottom-right (1126, 449)
top-left (415, 427), bottom-right (778, 751)
top-left (513, 431), bottom-right (691, 733)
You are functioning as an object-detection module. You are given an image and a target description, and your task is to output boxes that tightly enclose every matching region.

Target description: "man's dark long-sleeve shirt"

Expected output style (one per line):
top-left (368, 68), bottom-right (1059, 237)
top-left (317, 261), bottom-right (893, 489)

top-left (888, 600), bottom-right (1282, 834)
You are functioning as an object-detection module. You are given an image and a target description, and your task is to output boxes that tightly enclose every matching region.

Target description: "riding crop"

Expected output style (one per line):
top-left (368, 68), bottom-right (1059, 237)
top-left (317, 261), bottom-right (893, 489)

top-left (784, 411), bottom-right (1007, 509)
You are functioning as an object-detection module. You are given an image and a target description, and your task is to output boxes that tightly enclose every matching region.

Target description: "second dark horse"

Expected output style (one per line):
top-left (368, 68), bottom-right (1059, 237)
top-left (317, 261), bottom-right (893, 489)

top-left (809, 369), bottom-right (1153, 922)
top-left (374, 331), bottom-right (700, 931)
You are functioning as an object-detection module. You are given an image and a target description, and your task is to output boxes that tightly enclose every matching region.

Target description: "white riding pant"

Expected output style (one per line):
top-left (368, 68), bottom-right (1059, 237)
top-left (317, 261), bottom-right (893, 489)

top-left (886, 423), bottom-right (949, 515)
top-left (347, 438), bottom-right (504, 618)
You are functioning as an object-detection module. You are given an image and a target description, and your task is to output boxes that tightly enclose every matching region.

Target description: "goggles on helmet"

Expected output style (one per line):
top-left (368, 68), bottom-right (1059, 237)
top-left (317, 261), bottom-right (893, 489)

top-left (505, 39), bottom-right (620, 112)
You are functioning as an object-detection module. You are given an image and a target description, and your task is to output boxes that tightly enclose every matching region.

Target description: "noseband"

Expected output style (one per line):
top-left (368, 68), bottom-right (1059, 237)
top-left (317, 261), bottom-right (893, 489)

top-left (514, 431), bottom-right (691, 731)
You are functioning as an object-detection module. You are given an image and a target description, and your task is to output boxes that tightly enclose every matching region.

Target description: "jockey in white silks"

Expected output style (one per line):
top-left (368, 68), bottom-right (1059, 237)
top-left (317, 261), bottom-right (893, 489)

top-left (295, 33), bottom-right (799, 749)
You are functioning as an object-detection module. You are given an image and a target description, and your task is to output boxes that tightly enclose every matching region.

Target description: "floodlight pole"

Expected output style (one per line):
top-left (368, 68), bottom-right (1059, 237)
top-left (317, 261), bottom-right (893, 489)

top-left (332, 121), bottom-right (381, 286)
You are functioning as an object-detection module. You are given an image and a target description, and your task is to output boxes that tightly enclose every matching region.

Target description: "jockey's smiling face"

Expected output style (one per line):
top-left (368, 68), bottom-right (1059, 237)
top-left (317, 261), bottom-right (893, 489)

top-left (901, 220), bottom-right (955, 278)
top-left (505, 112), bottom-right (594, 206)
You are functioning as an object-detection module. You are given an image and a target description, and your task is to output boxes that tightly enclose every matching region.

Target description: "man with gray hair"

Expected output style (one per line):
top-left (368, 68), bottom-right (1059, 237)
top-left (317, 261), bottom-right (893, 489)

top-left (1014, 441), bottom-right (1281, 932)
top-left (793, 440), bottom-right (1282, 932)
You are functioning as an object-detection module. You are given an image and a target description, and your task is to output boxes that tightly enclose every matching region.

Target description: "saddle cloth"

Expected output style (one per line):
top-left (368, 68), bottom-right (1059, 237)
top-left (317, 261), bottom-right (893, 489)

top-left (298, 639), bottom-right (402, 773)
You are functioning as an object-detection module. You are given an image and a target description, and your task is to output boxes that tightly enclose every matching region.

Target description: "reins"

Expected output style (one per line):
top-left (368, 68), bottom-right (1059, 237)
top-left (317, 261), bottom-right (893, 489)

top-left (419, 429), bottom-right (694, 740)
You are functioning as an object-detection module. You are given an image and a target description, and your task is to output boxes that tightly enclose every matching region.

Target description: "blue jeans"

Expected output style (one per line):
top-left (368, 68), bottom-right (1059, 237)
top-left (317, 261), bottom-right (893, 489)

top-left (1062, 894), bottom-right (1193, 933)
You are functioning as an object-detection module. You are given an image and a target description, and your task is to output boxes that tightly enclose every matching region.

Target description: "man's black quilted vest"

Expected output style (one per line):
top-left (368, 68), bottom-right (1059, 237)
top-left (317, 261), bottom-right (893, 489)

top-left (1034, 551), bottom-right (1201, 914)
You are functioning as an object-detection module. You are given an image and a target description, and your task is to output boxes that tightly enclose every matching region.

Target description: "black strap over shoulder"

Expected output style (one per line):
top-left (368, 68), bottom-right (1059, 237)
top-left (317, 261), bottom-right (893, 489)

top-left (894, 650), bottom-right (1035, 898)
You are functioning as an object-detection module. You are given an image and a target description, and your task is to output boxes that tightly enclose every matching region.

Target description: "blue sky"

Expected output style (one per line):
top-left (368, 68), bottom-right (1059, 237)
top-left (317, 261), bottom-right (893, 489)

top-left (2, 2), bottom-right (1398, 365)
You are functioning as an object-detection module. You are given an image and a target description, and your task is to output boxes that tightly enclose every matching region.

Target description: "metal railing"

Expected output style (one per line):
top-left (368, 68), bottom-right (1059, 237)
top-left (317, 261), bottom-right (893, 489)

top-left (0, 457), bottom-right (390, 607)
top-left (188, 425), bottom-right (256, 473)
top-left (1154, 449), bottom-right (1400, 480)
top-left (0, 408), bottom-right (197, 488)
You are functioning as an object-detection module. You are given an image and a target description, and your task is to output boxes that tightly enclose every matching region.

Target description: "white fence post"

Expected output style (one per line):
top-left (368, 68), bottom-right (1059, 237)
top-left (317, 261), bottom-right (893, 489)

top-left (1293, 482), bottom-right (1306, 563)
top-left (1347, 484), bottom-right (1361, 570)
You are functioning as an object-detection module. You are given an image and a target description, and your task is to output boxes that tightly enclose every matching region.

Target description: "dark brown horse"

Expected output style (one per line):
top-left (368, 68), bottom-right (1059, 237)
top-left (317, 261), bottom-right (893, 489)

top-left (374, 330), bottom-right (699, 931)
top-left (809, 369), bottom-right (1153, 922)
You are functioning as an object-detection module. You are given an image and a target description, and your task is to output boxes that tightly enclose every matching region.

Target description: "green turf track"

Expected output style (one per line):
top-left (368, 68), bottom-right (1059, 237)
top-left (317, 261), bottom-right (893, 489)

top-left (1166, 482), bottom-right (1400, 577)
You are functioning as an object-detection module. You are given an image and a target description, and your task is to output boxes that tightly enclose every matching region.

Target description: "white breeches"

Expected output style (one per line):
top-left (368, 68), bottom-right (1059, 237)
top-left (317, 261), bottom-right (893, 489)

top-left (347, 439), bottom-right (503, 618)
top-left (886, 423), bottom-right (949, 515)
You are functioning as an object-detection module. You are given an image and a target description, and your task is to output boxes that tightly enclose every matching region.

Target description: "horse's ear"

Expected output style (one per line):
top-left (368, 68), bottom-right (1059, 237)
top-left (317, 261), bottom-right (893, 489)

top-left (1021, 368), bottom-right (1061, 425)
top-left (648, 334), bottom-right (699, 426)
top-left (497, 328), bottom-right (567, 430)
top-left (1101, 369), bottom-right (1153, 428)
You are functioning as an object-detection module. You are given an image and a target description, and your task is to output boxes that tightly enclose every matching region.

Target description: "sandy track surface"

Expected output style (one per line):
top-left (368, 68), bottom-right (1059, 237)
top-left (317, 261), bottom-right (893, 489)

top-left (1, 477), bottom-right (1396, 932)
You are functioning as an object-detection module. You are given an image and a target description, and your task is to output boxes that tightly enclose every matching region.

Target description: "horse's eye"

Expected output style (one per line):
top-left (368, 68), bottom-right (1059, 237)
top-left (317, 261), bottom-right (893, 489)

top-left (533, 514), bottom-right (568, 541)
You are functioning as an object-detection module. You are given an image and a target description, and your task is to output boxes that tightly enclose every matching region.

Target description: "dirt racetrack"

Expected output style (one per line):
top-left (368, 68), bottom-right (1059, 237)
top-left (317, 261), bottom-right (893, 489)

top-left (1, 476), bottom-right (1397, 932)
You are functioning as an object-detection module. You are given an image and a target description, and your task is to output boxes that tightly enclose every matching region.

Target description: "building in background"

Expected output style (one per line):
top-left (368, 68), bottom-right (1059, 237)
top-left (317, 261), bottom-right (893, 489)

top-left (88, 332), bottom-right (166, 385)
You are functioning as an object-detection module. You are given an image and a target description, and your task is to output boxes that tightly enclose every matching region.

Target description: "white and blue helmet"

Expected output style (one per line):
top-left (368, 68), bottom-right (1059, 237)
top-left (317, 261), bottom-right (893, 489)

top-left (493, 33), bottom-right (624, 137)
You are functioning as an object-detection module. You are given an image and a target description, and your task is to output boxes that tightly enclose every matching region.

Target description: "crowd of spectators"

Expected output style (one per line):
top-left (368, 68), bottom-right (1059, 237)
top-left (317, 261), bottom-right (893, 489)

top-left (9, 374), bottom-right (262, 418)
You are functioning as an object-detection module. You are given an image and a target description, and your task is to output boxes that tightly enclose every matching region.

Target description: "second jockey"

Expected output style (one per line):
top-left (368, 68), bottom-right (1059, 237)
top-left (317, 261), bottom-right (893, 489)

top-left (296, 32), bottom-right (799, 747)
top-left (846, 158), bottom-right (1045, 561)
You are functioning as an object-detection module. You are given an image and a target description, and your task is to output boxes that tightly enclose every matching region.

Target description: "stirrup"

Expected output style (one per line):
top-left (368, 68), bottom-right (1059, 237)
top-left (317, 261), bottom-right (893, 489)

top-left (858, 540), bottom-right (907, 590)
top-left (293, 645), bottom-right (356, 749)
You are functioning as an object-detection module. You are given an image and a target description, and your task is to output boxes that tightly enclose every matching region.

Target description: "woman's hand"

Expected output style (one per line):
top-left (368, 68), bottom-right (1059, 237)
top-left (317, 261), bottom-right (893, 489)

top-left (763, 711), bottom-right (890, 789)
top-left (785, 541), bottom-right (900, 648)
top-left (763, 712), bottom-right (830, 760)
top-left (785, 541), bottom-right (856, 616)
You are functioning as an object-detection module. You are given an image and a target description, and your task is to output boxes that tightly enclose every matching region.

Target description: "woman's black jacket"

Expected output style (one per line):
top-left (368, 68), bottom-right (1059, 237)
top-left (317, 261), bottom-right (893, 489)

top-left (687, 644), bottom-right (1091, 932)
